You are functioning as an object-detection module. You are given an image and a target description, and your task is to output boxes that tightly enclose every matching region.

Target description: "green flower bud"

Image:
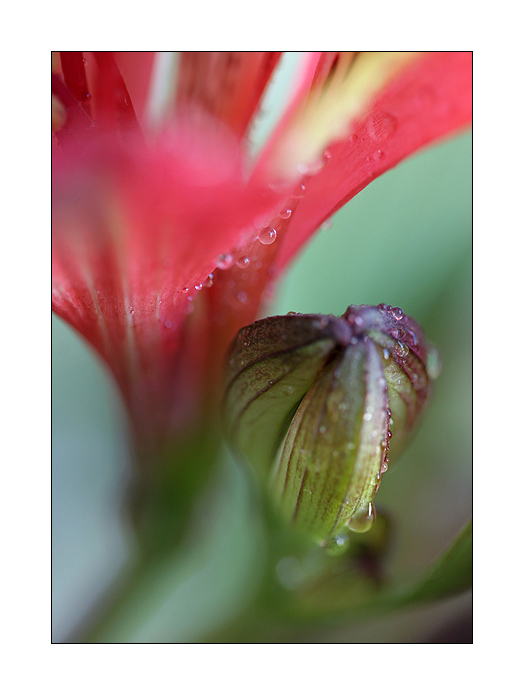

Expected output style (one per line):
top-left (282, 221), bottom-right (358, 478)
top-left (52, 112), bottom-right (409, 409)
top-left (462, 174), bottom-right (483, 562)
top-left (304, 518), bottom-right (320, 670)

top-left (224, 304), bottom-right (438, 547)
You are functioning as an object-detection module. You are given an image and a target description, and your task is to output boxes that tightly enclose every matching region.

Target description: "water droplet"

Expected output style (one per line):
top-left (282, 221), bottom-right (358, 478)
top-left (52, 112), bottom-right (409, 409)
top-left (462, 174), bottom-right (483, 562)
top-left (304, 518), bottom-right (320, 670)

top-left (279, 207), bottom-right (292, 220)
top-left (313, 316), bottom-right (329, 329)
top-left (291, 183), bottom-right (307, 199)
top-left (367, 112), bottom-right (397, 141)
top-left (373, 149), bottom-right (385, 160)
top-left (406, 329), bottom-right (418, 347)
top-left (236, 256), bottom-right (250, 268)
top-left (258, 227), bottom-right (277, 245)
top-left (383, 348), bottom-right (390, 360)
top-left (426, 345), bottom-right (442, 380)
top-left (276, 556), bottom-right (304, 589)
top-left (348, 502), bottom-right (376, 533)
top-left (319, 424), bottom-right (327, 434)
top-left (363, 412), bottom-right (373, 422)
top-left (164, 320), bottom-right (173, 328)
top-left (194, 283), bottom-right (203, 291)
top-left (324, 534), bottom-right (350, 556)
top-left (203, 273), bottom-right (214, 288)
top-left (395, 341), bottom-right (410, 359)
top-left (237, 291), bottom-right (248, 304)
top-left (216, 253), bottom-right (234, 270)
top-left (281, 384), bottom-right (295, 396)
top-left (391, 306), bottom-right (403, 321)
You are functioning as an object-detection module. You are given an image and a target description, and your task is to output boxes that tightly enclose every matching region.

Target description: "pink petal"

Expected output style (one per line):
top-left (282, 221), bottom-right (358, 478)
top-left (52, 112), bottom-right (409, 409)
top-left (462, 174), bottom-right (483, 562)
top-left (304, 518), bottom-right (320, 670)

top-left (52, 124), bottom-right (287, 441)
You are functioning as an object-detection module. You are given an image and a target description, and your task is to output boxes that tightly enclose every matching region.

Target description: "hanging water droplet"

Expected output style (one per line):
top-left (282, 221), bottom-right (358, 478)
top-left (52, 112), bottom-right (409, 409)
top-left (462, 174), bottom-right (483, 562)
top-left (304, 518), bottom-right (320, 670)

top-left (194, 283), bottom-right (203, 291)
top-left (258, 227), bottom-right (277, 245)
top-left (203, 273), bottom-right (214, 288)
top-left (279, 207), bottom-right (292, 220)
top-left (367, 112), bottom-right (397, 141)
top-left (216, 253), bottom-right (234, 270)
top-left (347, 502), bottom-right (376, 533)
top-left (236, 256), bottom-right (250, 268)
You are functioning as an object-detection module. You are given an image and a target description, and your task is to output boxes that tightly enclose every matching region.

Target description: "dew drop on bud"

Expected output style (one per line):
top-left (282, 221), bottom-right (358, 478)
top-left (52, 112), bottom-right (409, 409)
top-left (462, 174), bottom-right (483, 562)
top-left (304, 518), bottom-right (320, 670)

top-left (394, 341), bottom-right (410, 359)
top-left (324, 533), bottom-right (350, 556)
top-left (391, 306), bottom-right (403, 321)
top-left (258, 227), bottom-right (277, 245)
top-left (347, 502), bottom-right (376, 533)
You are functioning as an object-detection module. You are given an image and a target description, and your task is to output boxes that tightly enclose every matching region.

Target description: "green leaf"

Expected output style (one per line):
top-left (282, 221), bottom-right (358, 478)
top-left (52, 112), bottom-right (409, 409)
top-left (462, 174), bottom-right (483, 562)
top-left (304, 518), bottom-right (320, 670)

top-left (393, 518), bottom-right (472, 607)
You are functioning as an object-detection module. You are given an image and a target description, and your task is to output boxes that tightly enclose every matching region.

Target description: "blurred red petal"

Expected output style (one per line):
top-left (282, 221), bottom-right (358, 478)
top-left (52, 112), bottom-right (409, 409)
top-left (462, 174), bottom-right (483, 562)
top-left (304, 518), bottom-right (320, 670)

top-left (52, 123), bottom-right (286, 439)
top-left (176, 52), bottom-right (282, 138)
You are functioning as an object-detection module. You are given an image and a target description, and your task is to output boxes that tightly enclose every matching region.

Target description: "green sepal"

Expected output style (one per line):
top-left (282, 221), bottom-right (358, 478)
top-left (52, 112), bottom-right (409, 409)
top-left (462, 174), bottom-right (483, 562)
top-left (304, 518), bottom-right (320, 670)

top-left (224, 314), bottom-right (349, 477)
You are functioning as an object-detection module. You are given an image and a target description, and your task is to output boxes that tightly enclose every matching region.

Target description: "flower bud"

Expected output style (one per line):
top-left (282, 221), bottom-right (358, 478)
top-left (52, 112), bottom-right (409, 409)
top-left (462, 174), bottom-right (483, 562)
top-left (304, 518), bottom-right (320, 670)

top-left (224, 304), bottom-right (438, 546)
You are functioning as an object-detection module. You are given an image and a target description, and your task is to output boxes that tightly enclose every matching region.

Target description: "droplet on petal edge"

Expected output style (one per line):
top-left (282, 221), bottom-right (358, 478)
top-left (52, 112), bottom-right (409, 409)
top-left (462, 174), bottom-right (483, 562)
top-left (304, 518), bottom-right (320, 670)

top-left (367, 112), bottom-right (397, 141)
top-left (216, 253), bottom-right (234, 270)
top-left (258, 227), bottom-right (277, 245)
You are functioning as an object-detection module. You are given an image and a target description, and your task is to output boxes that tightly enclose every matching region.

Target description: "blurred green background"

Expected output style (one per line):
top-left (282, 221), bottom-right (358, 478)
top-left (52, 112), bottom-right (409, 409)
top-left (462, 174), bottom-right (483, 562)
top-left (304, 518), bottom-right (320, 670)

top-left (52, 129), bottom-right (472, 643)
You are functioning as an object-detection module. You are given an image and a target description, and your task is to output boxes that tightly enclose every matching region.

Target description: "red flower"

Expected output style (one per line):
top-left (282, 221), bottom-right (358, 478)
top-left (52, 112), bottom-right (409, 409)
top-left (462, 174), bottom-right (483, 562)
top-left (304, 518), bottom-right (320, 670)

top-left (52, 52), bottom-right (471, 460)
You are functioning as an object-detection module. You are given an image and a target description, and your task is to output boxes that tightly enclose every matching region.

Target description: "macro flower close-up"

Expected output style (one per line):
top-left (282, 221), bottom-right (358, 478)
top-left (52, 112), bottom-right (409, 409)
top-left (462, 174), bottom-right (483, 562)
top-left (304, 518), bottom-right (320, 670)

top-left (52, 51), bottom-right (472, 644)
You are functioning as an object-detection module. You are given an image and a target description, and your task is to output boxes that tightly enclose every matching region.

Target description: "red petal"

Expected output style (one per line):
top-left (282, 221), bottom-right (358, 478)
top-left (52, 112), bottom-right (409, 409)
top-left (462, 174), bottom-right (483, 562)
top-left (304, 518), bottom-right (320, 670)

top-left (113, 52), bottom-right (156, 126)
top-left (263, 52), bottom-right (472, 270)
top-left (176, 52), bottom-right (282, 139)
